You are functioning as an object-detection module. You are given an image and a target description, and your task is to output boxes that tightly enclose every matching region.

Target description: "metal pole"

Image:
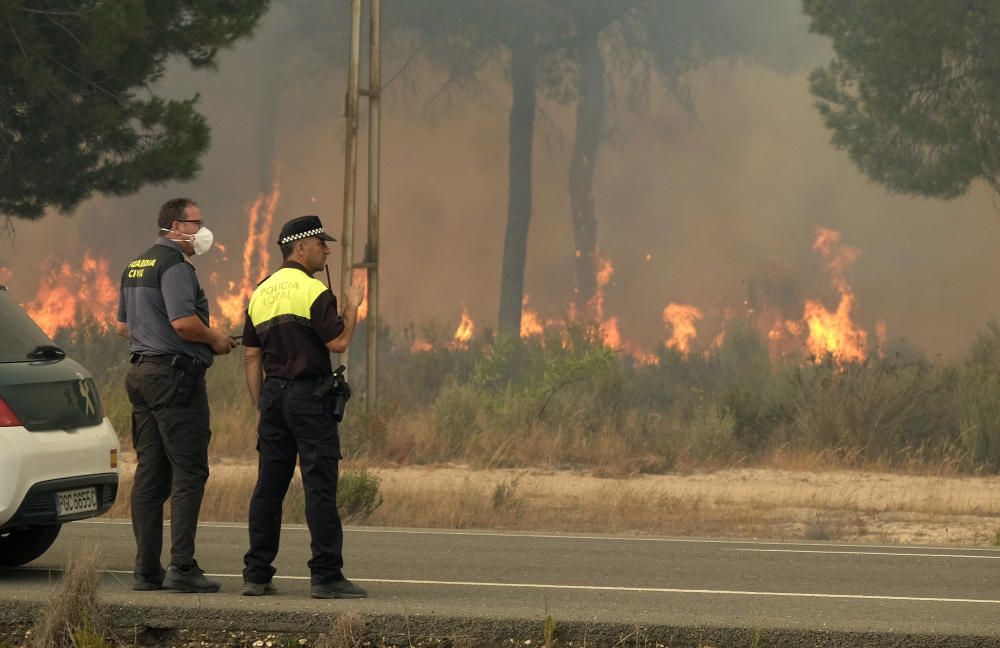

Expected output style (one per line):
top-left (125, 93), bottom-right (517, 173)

top-left (340, 0), bottom-right (362, 376)
top-left (365, 0), bottom-right (381, 416)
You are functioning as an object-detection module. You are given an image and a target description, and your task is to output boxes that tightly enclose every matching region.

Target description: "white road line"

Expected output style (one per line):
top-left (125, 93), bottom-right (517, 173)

top-left (74, 519), bottom-right (1000, 554)
top-left (65, 568), bottom-right (1000, 605)
top-left (733, 548), bottom-right (1000, 559)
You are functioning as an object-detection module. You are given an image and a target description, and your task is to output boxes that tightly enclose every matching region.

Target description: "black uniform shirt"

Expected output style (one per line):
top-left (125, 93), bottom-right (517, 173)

top-left (242, 261), bottom-right (344, 380)
top-left (118, 238), bottom-right (213, 366)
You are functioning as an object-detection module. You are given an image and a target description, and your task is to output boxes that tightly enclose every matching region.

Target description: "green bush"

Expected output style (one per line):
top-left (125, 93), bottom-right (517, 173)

top-left (789, 358), bottom-right (955, 464)
top-left (50, 315), bottom-right (1000, 475)
top-left (712, 323), bottom-right (795, 451)
top-left (338, 468), bottom-right (383, 523)
top-left (686, 407), bottom-right (740, 463)
top-left (431, 381), bottom-right (485, 459)
top-left (955, 321), bottom-right (1000, 471)
top-left (71, 617), bottom-right (113, 648)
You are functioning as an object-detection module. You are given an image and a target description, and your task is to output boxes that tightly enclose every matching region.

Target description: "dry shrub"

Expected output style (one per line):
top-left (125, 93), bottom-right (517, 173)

top-left (28, 550), bottom-right (109, 648)
top-left (315, 613), bottom-right (366, 648)
top-left (802, 513), bottom-right (845, 541)
top-left (685, 407), bottom-right (741, 465)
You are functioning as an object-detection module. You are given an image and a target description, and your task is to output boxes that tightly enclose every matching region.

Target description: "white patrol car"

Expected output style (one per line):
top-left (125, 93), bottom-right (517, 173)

top-left (0, 285), bottom-right (119, 567)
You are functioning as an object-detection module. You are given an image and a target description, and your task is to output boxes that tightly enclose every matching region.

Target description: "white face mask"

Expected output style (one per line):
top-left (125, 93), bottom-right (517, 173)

top-left (162, 226), bottom-right (214, 255)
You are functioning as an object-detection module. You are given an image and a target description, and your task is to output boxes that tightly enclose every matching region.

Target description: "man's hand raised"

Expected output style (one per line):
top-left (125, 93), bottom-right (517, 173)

top-left (346, 281), bottom-right (366, 311)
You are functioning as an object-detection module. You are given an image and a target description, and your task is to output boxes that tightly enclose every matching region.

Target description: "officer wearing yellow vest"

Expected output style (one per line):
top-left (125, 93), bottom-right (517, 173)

top-left (241, 215), bottom-right (366, 598)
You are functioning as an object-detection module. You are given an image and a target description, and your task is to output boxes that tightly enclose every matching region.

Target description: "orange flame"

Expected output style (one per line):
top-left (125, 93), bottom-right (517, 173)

top-left (405, 307), bottom-right (476, 354)
top-left (802, 296), bottom-right (867, 364)
top-left (663, 303), bottom-right (703, 356)
top-left (587, 249), bottom-right (632, 354)
top-left (451, 307), bottom-right (474, 346)
top-left (563, 253), bottom-right (660, 363)
top-left (215, 185), bottom-right (280, 328)
top-left (801, 227), bottom-right (869, 364)
top-left (760, 227), bottom-right (878, 366)
top-left (23, 252), bottom-right (117, 337)
top-left (410, 340), bottom-right (433, 353)
top-left (814, 227), bottom-right (860, 293)
top-left (768, 318), bottom-right (806, 360)
top-left (602, 316), bottom-right (622, 349)
top-left (587, 250), bottom-right (613, 322)
top-left (622, 339), bottom-right (659, 366)
top-left (0, 266), bottom-right (11, 286)
top-left (520, 295), bottom-right (545, 338)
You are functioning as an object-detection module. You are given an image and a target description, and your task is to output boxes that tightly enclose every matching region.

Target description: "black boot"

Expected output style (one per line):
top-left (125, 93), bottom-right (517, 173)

top-left (163, 562), bottom-right (220, 593)
top-left (310, 578), bottom-right (368, 599)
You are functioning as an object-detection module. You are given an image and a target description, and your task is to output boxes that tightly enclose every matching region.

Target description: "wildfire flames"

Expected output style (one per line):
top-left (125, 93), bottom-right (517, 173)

top-left (18, 253), bottom-right (118, 337)
top-left (213, 186), bottom-right (280, 329)
top-left (520, 295), bottom-right (545, 338)
top-left (583, 251), bottom-right (659, 364)
top-left (663, 304), bottom-right (703, 356)
top-left (408, 305), bottom-right (475, 352)
top-left (410, 340), bottom-right (434, 353)
top-left (799, 227), bottom-right (868, 364)
top-left (451, 307), bottom-right (474, 347)
top-left (505, 227), bottom-right (875, 366)
top-left (586, 251), bottom-right (622, 349)
top-left (5, 207), bottom-right (878, 369)
top-left (765, 227), bottom-right (874, 365)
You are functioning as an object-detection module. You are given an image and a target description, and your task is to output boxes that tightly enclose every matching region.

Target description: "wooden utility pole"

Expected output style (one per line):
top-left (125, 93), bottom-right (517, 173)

top-left (340, 0), bottom-right (382, 416)
top-left (365, 0), bottom-right (382, 414)
top-left (340, 0), bottom-right (361, 376)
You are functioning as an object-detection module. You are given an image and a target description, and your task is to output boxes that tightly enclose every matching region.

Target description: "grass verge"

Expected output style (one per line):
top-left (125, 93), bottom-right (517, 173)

top-left (106, 455), bottom-right (1000, 545)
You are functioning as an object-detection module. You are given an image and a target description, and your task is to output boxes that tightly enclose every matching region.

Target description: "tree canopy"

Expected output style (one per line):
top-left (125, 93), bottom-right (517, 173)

top-left (805, 0), bottom-right (1000, 198)
top-left (1, 1), bottom-right (269, 221)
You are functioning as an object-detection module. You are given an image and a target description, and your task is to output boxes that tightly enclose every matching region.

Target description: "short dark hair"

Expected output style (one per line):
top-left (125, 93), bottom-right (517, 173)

top-left (158, 198), bottom-right (198, 231)
top-left (280, 241), bottom-right (296, 260)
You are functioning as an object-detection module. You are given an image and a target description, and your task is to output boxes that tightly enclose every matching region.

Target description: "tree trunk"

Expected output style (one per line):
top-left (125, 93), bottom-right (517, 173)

top-left (569, 32), bottom-right (605, 314)
top-left (497, 41), bottom-right (538, 338)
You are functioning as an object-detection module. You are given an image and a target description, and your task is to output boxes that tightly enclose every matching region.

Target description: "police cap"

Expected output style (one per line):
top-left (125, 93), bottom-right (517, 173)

top-left (277, 215), bottom-right (337, 246)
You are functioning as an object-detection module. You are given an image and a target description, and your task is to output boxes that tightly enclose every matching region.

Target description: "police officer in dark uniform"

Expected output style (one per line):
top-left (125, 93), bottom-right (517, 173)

top-left (241, 215), bottom-right (366, 598)
top-left (116, 197), bottom-right (236, 593)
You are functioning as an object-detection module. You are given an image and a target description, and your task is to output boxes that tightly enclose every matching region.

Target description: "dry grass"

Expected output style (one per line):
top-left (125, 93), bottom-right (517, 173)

top-left (107, 453), bottom-right (1000, 546)
top-left (27, 551), bottom-right (108, 648)
top-left (314, 613), bottom-right (366, 648)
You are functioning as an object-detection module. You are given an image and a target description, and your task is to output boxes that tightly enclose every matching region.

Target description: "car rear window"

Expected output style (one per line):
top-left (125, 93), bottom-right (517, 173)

top-left (0, 286), bottom-right (57, 362)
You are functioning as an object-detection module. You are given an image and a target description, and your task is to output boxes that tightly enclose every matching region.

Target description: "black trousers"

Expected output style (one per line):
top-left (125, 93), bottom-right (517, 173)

top-left (125, 361), bottom-right (210, 576)
top-left (243, 377), bottom-right (344, 586)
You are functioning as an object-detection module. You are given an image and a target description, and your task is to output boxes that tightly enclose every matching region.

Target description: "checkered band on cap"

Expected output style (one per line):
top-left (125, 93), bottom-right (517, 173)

top-left (279, 228), bottom-right (325, 245)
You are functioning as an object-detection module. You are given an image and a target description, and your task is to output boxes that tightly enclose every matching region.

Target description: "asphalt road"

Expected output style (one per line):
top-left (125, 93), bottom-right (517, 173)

top-left (3, 519), bottom-right (1000, 646)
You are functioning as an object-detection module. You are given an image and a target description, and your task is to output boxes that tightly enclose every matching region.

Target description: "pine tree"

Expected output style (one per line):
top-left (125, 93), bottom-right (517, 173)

top-left (0, 1), bottom-right (270, 221)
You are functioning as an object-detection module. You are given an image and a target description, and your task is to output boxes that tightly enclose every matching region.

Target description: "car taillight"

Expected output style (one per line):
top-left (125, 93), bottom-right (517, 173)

top-left (0, 397), bottom-right (22, 427)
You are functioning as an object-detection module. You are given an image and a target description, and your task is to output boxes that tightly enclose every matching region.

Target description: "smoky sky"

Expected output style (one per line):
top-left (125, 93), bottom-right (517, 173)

top-left (2, 1), bottom-right (999, 358)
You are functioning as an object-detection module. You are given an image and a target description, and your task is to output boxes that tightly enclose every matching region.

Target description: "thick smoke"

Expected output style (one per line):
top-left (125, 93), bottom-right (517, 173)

top-left (2, 3), bottom-right (998, 357)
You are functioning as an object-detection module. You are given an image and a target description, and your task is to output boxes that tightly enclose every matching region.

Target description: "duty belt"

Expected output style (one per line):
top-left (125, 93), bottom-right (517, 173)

top-left (264, 375), bottom-right (323, 385)
top-left (129, 352), bottom-right (204, 373)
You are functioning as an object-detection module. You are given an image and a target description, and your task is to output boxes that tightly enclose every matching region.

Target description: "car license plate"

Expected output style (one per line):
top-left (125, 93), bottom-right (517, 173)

top-left (55, 487), bottom-right (98, 516)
